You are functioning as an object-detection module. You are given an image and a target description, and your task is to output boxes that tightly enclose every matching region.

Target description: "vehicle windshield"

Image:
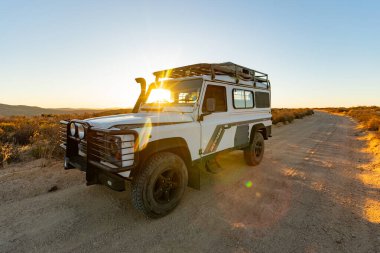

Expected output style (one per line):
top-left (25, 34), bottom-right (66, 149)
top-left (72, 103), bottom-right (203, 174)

top-left (144, 79), bottom-right (202, 106)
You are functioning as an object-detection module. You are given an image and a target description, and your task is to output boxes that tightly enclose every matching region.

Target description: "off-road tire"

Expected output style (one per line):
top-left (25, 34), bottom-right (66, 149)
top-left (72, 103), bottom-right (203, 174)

top-left (244, 132), bottom-right (265, 166)
top-left (131, 152), bottom-right (188, 218)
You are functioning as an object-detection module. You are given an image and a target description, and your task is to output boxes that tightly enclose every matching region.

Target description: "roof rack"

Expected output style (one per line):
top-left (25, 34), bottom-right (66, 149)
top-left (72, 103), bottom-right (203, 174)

top-left (153, 62), bottom-right (269, 84)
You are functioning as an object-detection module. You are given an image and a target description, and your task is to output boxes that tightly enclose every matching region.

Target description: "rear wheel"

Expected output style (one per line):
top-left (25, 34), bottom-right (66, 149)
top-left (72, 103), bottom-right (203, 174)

top-left (131, 152), bottom-right (188, 218)
top-left (244, 132), bottom-right (265, 166)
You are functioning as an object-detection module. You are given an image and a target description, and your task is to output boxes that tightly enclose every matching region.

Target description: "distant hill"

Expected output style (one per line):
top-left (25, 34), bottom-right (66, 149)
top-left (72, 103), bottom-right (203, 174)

top-left (0, 103), bottom-right (116, 117)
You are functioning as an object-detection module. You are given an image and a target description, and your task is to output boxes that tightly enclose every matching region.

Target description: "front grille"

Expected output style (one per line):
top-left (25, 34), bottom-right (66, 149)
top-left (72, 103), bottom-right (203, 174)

top-left (89, 131), bottom-right (135, 168)
top-left (78, 141), bottom-right (87, 156)
top-left (60, 120), bottom-right (138, 171)
top-left (59, 121), bottom-right (69, 147)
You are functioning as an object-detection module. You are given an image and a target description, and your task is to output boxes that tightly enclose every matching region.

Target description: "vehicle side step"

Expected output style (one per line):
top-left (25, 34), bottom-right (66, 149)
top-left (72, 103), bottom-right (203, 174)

top-left (205, 159), bottom-right (222, 174)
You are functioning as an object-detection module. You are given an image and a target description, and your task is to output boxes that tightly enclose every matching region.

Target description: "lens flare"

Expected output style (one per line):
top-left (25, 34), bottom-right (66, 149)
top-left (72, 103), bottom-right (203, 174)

top-left (245, 180), bottom-right (253, 188)
top-left (139, 118), bottom-right (152, 150)
top-left (146, 88), bottom-right (172, 103)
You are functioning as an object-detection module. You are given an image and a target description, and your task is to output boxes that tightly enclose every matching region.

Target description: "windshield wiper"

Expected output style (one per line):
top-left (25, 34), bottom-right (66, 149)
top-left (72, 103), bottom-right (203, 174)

top-left (141, 107), bottom-right (164, 112)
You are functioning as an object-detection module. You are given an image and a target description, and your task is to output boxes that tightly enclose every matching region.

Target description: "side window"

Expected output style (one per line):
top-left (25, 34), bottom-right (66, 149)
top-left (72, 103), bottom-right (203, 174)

top-left (202, 85), bottom-right (227, 112)
top-left (255, 92), bottom-right (270, 108)
top-left (233, 89), bottom-right (254, 109)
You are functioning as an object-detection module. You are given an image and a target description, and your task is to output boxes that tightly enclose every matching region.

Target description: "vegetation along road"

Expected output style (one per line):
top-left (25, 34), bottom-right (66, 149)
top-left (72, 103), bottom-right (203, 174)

top-left (0, 111), bottom-right (379, 252)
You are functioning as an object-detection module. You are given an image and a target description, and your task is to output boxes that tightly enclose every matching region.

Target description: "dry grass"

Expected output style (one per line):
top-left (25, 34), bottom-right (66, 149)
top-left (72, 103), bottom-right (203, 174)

top-left (323, 106), bottom-right (380, 132)
top-left (271, 108), bottom-right (314, 125)
top-left (323, 106), bottom-right (380, 172)
top-left (0, 109), bottom-right (132, 167)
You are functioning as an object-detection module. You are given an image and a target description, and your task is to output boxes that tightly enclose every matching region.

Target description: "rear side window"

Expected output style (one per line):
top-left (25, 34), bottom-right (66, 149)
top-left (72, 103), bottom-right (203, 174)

top-left (233, 89), bottom-right (254, 109)
top-left (255, 92), bottom-right (270, 108)
top-left (202, 85), bottom-right (227, 112)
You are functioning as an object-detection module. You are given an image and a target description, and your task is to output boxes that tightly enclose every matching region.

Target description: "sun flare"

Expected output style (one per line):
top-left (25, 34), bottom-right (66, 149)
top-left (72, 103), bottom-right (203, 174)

top-left (146, 88), bottom-right (172, 103)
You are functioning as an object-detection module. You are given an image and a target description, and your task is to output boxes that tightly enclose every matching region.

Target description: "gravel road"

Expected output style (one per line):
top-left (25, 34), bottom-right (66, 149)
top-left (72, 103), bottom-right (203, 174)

top-left (1, 111), bottom-right (379, 253)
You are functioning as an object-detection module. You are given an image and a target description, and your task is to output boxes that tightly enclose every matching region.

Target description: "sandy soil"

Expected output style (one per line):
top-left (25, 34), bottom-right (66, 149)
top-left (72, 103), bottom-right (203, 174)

top-left (0, 111), bottom-right (379, 253)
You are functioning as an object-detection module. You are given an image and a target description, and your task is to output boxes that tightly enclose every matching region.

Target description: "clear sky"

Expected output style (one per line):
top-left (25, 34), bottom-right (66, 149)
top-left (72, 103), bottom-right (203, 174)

top-left (0, 0), bottom-right (379, 109)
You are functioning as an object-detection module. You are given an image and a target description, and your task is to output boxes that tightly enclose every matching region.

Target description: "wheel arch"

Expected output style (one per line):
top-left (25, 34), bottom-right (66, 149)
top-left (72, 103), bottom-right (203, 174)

top-left (133, 137), bottom-right (200, 189)
top-left (136, 137), bottom-right (192, 168)
top-left (250, 123), bottom-right (268, 141)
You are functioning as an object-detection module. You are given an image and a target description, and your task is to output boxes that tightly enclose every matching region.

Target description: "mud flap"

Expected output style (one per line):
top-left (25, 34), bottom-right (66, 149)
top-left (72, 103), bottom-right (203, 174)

top-left (188, 164), bottom-right (200, 190)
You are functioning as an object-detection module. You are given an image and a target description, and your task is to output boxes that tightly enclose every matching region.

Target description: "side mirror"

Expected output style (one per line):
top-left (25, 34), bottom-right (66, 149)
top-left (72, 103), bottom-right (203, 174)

top-left (206, 98), bottom-right (216, 112)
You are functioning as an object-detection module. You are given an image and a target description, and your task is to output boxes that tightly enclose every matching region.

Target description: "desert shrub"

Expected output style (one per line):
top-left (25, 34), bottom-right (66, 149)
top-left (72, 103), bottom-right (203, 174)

top-left (293, 110), bottom-right (304, 119)
top-left (0, 143), bottom-right (20, 167)
top-left (272, 108), bottom-right (313, 125)
top-left (0, 115), bottom-right (67, 164)
top-left (30, 140), bottom-right (52, 159)
top-left (0, 122), bottom-right (17, 132)
top-left (306, 109), bottom-right (314, 115)
top-left (30, 121), bottom-right (63, 160)
top-left (337, 107), bottom-right (349, 113)
top-left (366, 117), bottom-right (380, 131)
top-left (324, 106), bottom-right (380, 135)
top-left (0, 123), bottom-right (15, 142)
top-left (13, 122), bottom-right (38, 145)
top-left (283, 113), bottom-right (295, 123)
top-left (347, 109), bottom-right (372, 123)
top-left (272, 114), bottom-right (283, 124)
top-left (30, 139), bottom-right (63, 167)
top-left (0, 128), bottom-right (4, 141)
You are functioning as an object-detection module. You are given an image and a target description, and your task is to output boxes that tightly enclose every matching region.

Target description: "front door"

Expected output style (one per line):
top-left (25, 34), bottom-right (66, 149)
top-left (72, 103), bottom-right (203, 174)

top-left (199, 82), bottom-right (235, 156)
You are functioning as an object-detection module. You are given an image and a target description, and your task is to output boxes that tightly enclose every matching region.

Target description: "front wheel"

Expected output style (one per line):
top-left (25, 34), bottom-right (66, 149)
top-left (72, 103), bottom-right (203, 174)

top-left (131, 152), bottom-right (188, 218)
top-left (244, 132), bottom-right (265, 166)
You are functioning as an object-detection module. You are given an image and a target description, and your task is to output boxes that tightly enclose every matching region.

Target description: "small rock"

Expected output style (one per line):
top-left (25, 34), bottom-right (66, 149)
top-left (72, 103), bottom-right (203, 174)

top-left (48, 185), bottom-right (58, 192)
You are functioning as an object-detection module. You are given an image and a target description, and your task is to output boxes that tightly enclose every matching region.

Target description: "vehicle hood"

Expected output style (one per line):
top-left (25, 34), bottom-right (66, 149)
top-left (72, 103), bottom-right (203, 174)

top-left (84, 112), bottom-right (194, 129)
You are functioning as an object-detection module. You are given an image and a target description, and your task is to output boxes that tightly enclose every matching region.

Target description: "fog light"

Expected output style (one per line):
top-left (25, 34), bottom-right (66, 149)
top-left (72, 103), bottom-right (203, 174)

top-left (77, 123), bottom-right (85, 139)
top-left (70, 123), bottom-right (76, 136)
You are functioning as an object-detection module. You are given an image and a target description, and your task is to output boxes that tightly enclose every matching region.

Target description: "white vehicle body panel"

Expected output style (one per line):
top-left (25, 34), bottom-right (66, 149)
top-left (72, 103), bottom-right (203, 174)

top-left (133, 121), bottom-right (201, 161)
top-left (198, 81), bottom-right (271, 155)
top-left (84, 112), bottom-right (193, 129)
top-left (80, 77), bottom-right (272, 179)
top-left (63, 73), bottom-right (272, 179)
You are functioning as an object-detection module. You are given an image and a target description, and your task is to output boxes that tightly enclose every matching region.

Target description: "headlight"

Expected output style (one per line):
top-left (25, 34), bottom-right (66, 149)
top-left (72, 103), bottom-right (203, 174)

top-left (109, 136), bottom-right (122, 160)
top-left (70, 123), bottom-right (76, 136)
top-left (77, 123), bottom-right (85, 139)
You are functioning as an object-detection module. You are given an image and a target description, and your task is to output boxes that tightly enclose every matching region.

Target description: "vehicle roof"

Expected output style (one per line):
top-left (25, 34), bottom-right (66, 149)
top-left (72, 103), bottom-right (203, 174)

top-left (159, 75), bottom-right (270, 90)
top-left (154, 62), bottom-right (270, 90)
top-left (154, 62), bottom-right (268, 80)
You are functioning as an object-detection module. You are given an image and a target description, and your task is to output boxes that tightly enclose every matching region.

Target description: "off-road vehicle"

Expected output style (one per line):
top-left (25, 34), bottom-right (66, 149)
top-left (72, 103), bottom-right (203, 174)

top-left (60, 62), bottom-right (272, 218)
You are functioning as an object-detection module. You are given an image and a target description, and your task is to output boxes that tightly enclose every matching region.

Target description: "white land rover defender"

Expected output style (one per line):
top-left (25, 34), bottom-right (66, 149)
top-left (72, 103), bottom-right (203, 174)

top-left (60, 62), bottom-right (272, 218)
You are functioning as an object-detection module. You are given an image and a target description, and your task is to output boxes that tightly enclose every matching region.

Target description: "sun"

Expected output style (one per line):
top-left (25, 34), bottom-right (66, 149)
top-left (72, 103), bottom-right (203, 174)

top-left (146, 88), bottom-right (173, 103)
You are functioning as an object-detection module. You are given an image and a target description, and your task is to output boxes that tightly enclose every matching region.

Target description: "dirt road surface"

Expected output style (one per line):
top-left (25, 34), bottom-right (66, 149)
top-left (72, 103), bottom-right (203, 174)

top-left (1, 111), bottom-right (379, 253)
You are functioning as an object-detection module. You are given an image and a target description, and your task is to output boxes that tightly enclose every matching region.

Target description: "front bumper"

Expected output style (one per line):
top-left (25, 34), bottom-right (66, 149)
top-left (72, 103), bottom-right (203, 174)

top-left (60, 120), bottom-right (139, 178)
